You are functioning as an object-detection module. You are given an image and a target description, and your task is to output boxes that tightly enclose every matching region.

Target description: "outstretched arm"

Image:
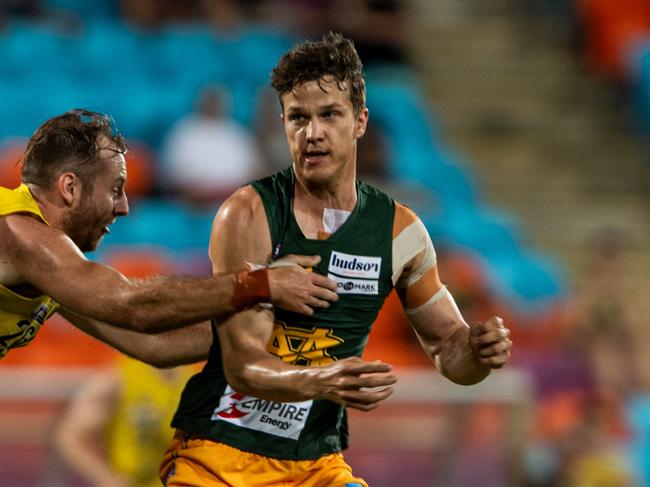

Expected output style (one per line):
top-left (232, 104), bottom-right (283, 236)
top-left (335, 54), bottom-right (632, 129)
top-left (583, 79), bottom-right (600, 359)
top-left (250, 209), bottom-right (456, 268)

top-left (2, 213), bottom-right (337, 332)
top-left (211, 186), bottom-right (396, 411)
top-left (58, 308), bottom-right (211, 368)
top-left (393, 204), bottom-right (512, 385)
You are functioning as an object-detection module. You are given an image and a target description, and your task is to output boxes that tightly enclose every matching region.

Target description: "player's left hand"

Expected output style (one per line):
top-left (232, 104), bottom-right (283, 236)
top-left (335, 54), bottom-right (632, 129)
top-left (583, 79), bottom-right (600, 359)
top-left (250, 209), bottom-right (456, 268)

top-left (468, 316), bottom-right (512, 369)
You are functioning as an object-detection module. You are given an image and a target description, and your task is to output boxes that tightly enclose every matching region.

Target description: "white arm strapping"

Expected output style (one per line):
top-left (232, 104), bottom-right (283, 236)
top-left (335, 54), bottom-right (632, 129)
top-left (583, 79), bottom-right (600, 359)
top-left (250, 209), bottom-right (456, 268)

top-left (392, 218), bottom-right (437, 288)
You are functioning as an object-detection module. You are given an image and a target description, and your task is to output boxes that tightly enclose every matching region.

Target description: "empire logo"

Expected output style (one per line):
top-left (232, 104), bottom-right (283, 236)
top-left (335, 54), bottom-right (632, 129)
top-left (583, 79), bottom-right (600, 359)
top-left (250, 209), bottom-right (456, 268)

top-left (212, 386), bottom-right (313, 440)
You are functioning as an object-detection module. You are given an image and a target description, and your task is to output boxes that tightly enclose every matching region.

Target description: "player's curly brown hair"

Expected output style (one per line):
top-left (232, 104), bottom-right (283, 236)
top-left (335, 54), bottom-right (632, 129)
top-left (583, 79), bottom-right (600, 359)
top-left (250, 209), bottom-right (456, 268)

top-left (21, 109), bottom-right (127, 189)
top-left (271, 31), bottom-right (366, 114)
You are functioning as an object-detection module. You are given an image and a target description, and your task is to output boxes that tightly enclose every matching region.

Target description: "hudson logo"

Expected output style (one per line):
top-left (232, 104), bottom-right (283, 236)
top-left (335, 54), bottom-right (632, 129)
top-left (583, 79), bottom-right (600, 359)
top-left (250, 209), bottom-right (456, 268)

top-left (212, 386), bottom-right (313, 440)
top-left (328, 251), bottom-right (381, 279)
top-left (267, 323), bottom-right (343, 366)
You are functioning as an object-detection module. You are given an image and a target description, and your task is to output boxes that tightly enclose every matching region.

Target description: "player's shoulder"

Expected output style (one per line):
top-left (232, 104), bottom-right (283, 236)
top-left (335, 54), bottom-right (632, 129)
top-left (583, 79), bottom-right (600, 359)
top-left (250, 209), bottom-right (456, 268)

top-left (214, 185), bottom-right (266, 229)
top-left (392, 201), bottom-right (424, 238)
top-left (1, 211), bottom-right (49, 244)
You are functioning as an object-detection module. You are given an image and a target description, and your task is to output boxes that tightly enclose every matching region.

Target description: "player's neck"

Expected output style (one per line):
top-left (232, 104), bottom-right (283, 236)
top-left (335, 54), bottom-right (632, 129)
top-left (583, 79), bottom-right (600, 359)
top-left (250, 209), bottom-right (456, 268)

top-left (293, 169), bottom-right (357, 213)
top-left (292, 170), bottom-right (357, 239)
top-left (27, 184), bottom-right (67, 231)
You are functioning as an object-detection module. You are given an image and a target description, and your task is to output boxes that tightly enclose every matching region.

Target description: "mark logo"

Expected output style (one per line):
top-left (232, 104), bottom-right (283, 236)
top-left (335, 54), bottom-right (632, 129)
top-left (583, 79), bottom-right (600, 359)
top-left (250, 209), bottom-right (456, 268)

top-left (267, 323), bottom-right (343, 366)
top-left (328, 274), bottom-right (379, 295)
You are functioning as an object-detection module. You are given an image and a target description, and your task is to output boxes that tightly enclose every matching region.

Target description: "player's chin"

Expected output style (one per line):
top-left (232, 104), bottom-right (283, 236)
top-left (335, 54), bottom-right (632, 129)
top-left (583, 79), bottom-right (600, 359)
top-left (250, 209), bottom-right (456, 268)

top-left (303, 167), bottom-right (336, 186)
top-left (83, 235), bottom-right (104, 253)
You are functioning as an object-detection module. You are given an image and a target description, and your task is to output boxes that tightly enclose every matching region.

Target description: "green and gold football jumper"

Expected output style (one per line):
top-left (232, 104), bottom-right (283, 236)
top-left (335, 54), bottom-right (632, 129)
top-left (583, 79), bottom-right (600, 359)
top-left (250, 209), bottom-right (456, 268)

top-left (171, 168), bottom-right (395, 460)
top-left (0, 185), bottom-right (59, 358)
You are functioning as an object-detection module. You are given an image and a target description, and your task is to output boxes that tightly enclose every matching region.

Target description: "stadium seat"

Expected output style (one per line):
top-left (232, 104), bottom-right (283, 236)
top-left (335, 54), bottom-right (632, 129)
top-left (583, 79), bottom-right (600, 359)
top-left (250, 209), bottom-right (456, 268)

top-left (0, 139), bottom-right (26, 188)
top-left (123, 141), bottom-right (157, 198)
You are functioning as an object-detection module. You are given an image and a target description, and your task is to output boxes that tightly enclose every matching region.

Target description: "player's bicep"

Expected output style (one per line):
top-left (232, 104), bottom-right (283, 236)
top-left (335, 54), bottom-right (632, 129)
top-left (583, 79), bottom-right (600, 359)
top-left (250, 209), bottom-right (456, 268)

top-left (5, 214), bottom-right (129, 312)
top-left (209, 186), bottom-right (275, 368)
top-left (209, 185), bottom-right (272, 273)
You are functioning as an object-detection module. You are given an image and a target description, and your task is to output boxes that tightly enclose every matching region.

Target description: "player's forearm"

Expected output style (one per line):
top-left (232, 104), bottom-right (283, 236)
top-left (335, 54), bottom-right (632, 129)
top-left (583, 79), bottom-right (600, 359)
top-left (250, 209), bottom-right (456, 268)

top-left (225, 354), bottom-right (322, 402)
top-left (89, 274), bottom-right (238, 331)
top-left (435, 326), bottom-right (491, 386)
top-left (61, 309), bottom-right (210, 367)
top-left (71, 269), bottom-right (269, 333)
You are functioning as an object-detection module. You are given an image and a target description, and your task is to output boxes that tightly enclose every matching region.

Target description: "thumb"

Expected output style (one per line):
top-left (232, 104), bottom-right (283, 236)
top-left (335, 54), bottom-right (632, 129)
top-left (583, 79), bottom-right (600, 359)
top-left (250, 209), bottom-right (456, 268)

top-left (274, 254), bottom-right (321, 269)
top-left (469, 321), bottom-right (486, 336)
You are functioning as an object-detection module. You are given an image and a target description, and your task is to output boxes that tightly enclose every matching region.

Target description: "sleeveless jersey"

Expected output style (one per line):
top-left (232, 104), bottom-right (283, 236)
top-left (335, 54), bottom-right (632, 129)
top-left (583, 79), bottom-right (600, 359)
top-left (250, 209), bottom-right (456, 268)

top-left (107, 357), bottom-right (196, 487)
top-left (171, 167), bottom-right (395, 460)
top-left (0, 185), bottom-right (58, 359)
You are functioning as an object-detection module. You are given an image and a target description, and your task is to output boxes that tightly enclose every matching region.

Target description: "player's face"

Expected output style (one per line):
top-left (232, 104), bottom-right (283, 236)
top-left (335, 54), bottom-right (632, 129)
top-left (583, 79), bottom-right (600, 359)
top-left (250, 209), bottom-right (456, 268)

top-left (282, 77), bottom-right (368, 188)
top-left (67, 143), bottom-right (129, 252)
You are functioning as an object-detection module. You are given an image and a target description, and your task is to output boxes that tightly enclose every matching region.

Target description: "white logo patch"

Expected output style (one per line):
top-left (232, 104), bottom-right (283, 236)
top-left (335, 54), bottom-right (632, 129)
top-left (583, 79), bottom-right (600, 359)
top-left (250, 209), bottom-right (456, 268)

top-left (328, 274), bottom-right (379, 295)
top-left (328, 251), bottom-right (381, 279)
top-left (211, 385), bottom-right (312, 440)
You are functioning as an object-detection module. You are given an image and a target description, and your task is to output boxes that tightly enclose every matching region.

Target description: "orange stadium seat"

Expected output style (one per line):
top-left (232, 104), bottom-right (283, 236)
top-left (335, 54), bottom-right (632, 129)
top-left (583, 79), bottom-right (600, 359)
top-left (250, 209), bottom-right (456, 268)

top-left (578, 0), bottom-right (650, 79)
top-left (123, 141), bottom-right (156, 198)
top-left (364, 290), bottom-right (431, 367)
top-left (0, 139), bottom-right (26, 188)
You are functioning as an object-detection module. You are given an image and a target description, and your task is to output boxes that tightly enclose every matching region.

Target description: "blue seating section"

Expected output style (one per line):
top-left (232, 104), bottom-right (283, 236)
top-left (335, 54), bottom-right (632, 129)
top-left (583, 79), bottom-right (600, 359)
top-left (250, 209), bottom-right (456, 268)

top-left (0, 18), bottom-right (567, 310)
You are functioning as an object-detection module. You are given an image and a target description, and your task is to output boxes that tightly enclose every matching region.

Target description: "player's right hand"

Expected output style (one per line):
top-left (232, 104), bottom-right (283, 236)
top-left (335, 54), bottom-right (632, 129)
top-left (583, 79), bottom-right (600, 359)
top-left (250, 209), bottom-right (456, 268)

top-left (267, 254), bottom-right (338, 315)
top-left (311, 357), bottom-right (397, 411)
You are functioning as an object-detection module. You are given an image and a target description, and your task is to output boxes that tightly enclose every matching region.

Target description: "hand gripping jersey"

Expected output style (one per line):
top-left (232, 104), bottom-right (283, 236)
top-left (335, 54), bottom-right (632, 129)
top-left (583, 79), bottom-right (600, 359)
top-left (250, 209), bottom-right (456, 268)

top-left (0, 185), bottom-right (58, 359)
top-left (171, 168), bottom-right (438, 460)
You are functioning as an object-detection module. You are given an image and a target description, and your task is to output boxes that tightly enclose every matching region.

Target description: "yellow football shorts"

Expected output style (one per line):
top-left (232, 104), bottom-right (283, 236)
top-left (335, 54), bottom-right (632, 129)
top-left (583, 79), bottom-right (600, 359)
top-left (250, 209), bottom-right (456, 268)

top-left (160, 430), bottom-right (368, 487)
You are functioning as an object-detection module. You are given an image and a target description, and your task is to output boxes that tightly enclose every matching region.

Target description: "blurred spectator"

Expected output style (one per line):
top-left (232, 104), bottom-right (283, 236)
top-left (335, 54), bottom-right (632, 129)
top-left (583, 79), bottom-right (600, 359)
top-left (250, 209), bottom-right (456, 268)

top-left (200, 0), bottom-right (249, 33)
top-left (356, 118), bottom-right (391, 182)
top-left (54, 356), bottom-right (196, 487)
top-left (330, 0), bottom-right (410, 67)
top-left (120, 0), bottom-right (202, 30)
top-left (1, 0), bottom-right (42, 18)
top-left (253, 88), bottom-right (291, 173)
top-left (569, 228), bottom-right (643, 397)
top-left (281, 0), bottom-right (335, 38)
top-left (161, 85), bottom-right (262, 206)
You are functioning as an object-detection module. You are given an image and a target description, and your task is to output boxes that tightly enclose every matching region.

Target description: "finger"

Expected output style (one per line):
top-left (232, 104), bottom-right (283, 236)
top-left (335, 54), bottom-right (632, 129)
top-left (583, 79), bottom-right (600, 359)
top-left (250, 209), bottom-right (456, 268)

top-left (310, 273), bottom-right (339, 293)
top-left (339, 359), bottom-right (394, 375)
top-left (305, 296), bottom-right (331, 309)
top-left (470, 316), bottom-right (504, 336)
top-left (476, 339), bottom-right (512, 358)
top-left (346, 374), bottom-right (398, 389)
top-left (277, 254), bottom-right (321, 268)
top-left (479, 351), bottom-right (510, 368)
top-left (308, 285), bottom-right (339, 303)
top-left (471, 327), bottom-right (510, 346)
top-left (341, 386), bottom-right (394, 406)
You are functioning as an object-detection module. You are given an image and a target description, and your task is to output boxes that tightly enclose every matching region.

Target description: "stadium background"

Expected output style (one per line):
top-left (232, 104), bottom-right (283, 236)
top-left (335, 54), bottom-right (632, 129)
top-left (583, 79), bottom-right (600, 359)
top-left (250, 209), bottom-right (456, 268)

top-left (0, 0), bottom-right (649, 485)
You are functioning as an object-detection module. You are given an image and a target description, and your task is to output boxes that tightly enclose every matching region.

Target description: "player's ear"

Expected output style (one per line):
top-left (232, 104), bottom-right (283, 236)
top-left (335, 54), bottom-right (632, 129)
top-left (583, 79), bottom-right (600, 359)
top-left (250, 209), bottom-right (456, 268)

top-left (354, 107), bottom-right (369, 139)
top-left (57, 172), bottom-right (81, 207)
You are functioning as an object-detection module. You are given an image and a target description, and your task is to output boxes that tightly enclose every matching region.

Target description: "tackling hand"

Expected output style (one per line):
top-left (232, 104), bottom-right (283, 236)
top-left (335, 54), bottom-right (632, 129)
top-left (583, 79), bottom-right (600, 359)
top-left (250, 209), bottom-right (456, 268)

top-left (267, 254), bottom-right (338, 315)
